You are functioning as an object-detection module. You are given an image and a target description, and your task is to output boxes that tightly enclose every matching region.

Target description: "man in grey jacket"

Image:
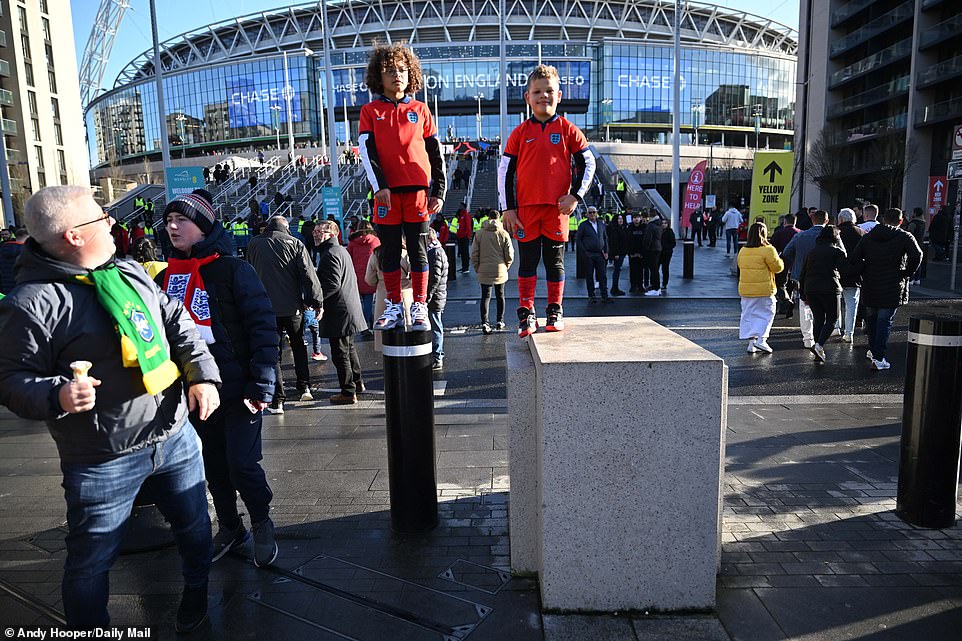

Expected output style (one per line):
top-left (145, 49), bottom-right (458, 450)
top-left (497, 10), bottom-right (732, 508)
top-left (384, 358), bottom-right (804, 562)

top-left (0, 186), bottom-right (222, 632)
top-left (247, 216), bottom-right (324, 411)
top-left (781, 209), bottom-right (828, 348)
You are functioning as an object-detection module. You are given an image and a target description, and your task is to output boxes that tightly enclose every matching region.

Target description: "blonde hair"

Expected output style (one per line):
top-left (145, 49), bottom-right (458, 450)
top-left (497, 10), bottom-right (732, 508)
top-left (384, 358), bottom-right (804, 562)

top-left (526, 64), bottom-right (560, 90)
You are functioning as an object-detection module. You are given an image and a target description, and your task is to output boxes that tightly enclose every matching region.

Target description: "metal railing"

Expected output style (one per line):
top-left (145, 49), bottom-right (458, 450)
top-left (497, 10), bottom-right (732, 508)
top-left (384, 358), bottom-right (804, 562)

top-left (830, 1), bottom-right (913, 58)
top-left (827, 75), bottom-right (910, 118)
top-left (1, 118), bottom-right (16, 135)
top-left (918, 53), bottom-right (962, 88)
top-left (830, 112), bottom-right (907, 145)
top-left (831, 0), bottom-right (874, 27)
top-left (829, 38), bottom-right (912, 88)
top-left (465, 153), bottom-right (480, 211)
top-left (919, 12), bottom-right (962, 50)
top-left (915, 97), bottom-right (962, 127)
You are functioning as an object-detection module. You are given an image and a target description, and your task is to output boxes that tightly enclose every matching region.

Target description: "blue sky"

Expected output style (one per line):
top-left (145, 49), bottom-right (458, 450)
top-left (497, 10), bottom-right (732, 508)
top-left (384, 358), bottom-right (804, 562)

top-left (71, 0), bottom-right (800, 95)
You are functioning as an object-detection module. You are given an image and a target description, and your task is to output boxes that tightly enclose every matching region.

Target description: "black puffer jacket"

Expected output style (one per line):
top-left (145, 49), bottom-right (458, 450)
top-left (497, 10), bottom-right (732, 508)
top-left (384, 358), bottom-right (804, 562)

top-left (642, 219), bottom-right (663, 253)
top-left (851, 224), bottom-right (923, 308)
top-left (799, 241), bottom-right (846, 296)
top-left (0, 241), bottom-right (24, 294)
top-left (0, 239), bottom-right (220, 464)
top-left (607, 223), bottom-right (630, 257)
top-left (837, 222), bottom-right (864, 288)
top-left (158, 223), bottom-right (277, 403)
top-left (426, 238), bottom-right (449, 313)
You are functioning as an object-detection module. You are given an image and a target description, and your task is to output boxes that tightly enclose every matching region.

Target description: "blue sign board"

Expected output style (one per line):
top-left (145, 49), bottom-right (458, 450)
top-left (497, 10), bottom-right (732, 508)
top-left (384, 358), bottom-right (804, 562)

top-left (321, 186), bottom-right (343, 227)
top-left (165, 166), bottom-right (206, 203)
top-left (227, 76), bottom-right (302, 129)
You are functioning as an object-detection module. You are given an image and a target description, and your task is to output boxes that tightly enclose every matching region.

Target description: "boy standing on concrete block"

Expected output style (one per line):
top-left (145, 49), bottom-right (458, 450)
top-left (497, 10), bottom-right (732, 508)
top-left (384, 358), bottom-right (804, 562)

top-left (498, 64), bottom-right (595, 337)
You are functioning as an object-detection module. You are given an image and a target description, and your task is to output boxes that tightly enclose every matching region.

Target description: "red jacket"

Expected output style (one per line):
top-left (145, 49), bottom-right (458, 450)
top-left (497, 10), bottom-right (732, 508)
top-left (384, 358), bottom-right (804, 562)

top-left (457, 208), bottom-right (472, 239)
top-left (347, 231), bottom-right (381, 295)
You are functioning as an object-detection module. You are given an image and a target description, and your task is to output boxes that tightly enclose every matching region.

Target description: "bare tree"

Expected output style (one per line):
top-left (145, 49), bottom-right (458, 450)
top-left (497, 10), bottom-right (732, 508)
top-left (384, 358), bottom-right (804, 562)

top-left (805, 126), bottom-right (848, 213)
top-left (872, 135), bottom-right (919, 209)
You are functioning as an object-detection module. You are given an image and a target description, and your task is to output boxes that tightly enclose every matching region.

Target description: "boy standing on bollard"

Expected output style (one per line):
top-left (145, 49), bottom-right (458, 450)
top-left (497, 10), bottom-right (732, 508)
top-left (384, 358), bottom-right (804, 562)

top-left (498, 64), bottom-right (596, 337)
top-left (358, 43), bottom-right (446, 333)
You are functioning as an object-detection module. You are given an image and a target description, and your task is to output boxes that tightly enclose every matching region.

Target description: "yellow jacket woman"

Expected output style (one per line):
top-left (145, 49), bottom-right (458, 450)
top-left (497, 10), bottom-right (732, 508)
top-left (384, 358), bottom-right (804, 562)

top-left (736, 223), bottom-right (784, 353)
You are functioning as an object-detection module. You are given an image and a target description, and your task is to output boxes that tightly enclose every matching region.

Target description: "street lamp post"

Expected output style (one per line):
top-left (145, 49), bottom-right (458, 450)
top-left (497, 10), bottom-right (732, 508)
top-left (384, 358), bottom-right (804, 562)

top-left (475, 93), bottom-right (484, 141)
top-left (270, 105), bottom-right (282, 152)
top-left (601, 98), bottom-right (613, 142)
top-left (175, 114), bottom-right (186, 159)
top-left (282, 51), bottom-right (295, 160)
top-left (709, 141), bottom-right (722, 209)
top-left (691, 101), bottom-right (702, 146)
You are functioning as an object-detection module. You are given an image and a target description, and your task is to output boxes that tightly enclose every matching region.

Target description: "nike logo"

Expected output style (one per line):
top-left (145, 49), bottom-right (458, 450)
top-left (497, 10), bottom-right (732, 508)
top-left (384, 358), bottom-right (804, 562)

top-left (525, 138), bottom-right (535, 143)
top-left (376, 116), bottom-right (385, 121)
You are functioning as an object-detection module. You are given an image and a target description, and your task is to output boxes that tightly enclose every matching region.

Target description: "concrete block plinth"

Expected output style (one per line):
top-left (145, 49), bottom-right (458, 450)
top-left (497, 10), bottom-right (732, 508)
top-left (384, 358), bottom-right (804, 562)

top-left (507, 316), bottom-right (727, 612)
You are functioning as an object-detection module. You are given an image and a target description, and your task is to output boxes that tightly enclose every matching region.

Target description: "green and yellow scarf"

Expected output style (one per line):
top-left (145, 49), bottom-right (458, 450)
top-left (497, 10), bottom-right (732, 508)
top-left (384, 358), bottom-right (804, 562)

top-left (77, 264), bottom-right (180, 395)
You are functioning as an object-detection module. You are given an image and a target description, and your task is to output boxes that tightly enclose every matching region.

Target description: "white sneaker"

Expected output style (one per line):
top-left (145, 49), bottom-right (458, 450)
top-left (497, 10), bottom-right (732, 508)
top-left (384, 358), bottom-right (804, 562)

top-left (803, 339), bottom-right (815, 349)
top-left (373, 300), bottom-right (404, 331)
top-left (830, 328), bottom-right (841, 337)
top-left (813, 344), bottom-right (826, 362)
top-left (644, 289), bottom-right (661, 297)
top-left (871, 358), bottom-right (891, 370)
top-left (747, 339), bottom-right (757, 353)
top-left (865, 349), bottom-right (874, 360)
top-left (299, 389), bottom-right (313, 402)
top-left (754, 338), bottom-right (773, 354)
top-left (841, 333), bottom-right (853, 343)
top-left (410, 302), bottom-right (430, 332)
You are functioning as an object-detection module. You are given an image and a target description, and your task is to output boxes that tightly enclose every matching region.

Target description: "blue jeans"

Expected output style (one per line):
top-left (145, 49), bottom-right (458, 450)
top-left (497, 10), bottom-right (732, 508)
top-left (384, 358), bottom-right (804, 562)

top-left (611, 255), bottom-right (625, 292)
top-left (840, 287), bottom-right (860, 335)
top-left (60, 423), bottom-right (211, 628)
top-left (360, 292), bottom-right (374, 329)
top-left (726, 229), bottom-right (739, 254)
top-left (864, 306), bottom-right (897, 362)
top-left (429, 309), bottom-right (444, 360)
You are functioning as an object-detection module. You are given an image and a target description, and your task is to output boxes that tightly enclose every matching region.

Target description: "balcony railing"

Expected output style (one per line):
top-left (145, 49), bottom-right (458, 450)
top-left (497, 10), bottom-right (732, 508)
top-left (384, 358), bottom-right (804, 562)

top-left (827, 75), bottom-right (909, 119)
top-left (831, 0), bottom-right (874, 27)
top-left (915, 97), bottom-right (962, 127)
top-left (0, 59), bottom-right (9, 77)
top-left (0, 88), bottom-right (12, 107)
top-left (829, 38), bottom-right (912, 88)
top-left (920, 13), bottom-right (962, 50)
top-left (830, 1), bottom-right (914, 58)
top-left (0, 30), bottom-right (7, 48)
top-left (3, 147), bottom-right (22, 163)
top-left (831, 112), bottom-right (907, 145)
top-left (921, 0), bottom-right (945, 8)
top-left (918, 53), bottom-right (962, 88)
top-left (1, 118), bottom-right (16, 135)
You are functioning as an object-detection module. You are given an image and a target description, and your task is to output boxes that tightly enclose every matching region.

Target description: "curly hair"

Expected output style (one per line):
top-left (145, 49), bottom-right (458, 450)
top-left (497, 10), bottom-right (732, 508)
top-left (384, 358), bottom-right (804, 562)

top-left (527, 64), bottom-right (560, 90)
top-left (365, 43), bottom-right (424, 96)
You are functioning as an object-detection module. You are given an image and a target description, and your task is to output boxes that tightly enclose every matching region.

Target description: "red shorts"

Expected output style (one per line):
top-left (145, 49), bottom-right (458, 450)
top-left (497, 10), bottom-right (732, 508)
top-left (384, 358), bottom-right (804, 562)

top-left (516, 204), bottom-right (568, 243)
top-left (373, 190), bottom-right (429, 225)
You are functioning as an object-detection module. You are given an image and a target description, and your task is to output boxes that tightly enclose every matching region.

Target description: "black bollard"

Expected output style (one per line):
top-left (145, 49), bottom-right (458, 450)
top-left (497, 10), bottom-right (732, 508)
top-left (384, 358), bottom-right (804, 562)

top-left (683, 240), bottom-right (694, 279)
top-left (920, 240), bottom-right (929, 280)
top-left (383, 327), bottom-right (439, 533)
top-left (896, 315), bottom-right (962, 529)
top-left (445, 242), bottom-right (457, 281)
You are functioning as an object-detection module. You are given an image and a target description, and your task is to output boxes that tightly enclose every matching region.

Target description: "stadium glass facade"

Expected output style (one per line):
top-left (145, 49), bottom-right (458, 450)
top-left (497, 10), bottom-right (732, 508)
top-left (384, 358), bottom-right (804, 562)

top-left (84, 1), bottom-right (797, 168)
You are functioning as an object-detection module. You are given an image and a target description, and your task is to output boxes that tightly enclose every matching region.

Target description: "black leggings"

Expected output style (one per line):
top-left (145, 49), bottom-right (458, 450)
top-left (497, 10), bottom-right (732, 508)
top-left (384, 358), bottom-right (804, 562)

top-left (518, 236), bottom-right (565, 281)
top-left (376, 221), bottom-right (429, 272)
top-left (660, 251), bottom-right (672, 288)
top-left (480, 283), bottom-right (505, 324)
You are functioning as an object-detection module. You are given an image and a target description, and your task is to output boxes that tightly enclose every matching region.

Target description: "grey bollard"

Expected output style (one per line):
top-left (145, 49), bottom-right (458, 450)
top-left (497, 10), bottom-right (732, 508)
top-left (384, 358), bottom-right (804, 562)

top-left (382, 328), bottom-right (439, 533)
top-left (896, 315), bottom-right (962, 529)
top-left (683, 239), bottom-right (694, 279)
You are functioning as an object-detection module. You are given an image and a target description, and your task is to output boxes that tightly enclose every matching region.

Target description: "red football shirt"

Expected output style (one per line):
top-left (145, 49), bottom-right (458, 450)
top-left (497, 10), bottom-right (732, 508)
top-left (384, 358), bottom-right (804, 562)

top-left (501, 115), bottom-right (589, 207)
top-left (358, 96), bottom-right (437, 191)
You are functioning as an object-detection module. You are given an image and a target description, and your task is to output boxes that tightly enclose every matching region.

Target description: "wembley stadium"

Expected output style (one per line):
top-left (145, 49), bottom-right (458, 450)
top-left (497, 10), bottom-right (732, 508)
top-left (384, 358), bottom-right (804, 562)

top-left (84, 0), bottom-right (798, 168)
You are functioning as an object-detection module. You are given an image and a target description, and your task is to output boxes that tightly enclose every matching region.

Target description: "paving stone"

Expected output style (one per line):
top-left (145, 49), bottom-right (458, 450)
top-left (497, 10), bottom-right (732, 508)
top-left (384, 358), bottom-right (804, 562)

top-left (631, 617), bottom-right (731, 641)
top-left (543, 614), bottom-right (636, 641)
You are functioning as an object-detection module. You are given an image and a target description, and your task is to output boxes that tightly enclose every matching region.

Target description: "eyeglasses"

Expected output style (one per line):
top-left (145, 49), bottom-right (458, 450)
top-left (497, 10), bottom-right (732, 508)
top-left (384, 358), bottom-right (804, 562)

top-left (384, 67), bottom-right (408, 76)
top-left (73, 212), bottom-right (112, 229)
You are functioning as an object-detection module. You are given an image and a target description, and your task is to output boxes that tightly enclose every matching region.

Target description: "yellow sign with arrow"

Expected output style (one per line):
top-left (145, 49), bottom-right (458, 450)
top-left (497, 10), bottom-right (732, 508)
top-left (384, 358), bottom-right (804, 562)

top-left (749, 151), bottom-right (794, 231)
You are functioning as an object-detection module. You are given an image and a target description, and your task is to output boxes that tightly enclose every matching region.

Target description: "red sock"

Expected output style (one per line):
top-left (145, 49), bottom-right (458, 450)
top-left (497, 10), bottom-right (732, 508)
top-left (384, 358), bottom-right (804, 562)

top-left (547, 279), bottom-right (564, 307)
top-left (411, 269), bottom-right (428, 304)
top-left (518, 275), bottom-right (536, 310)
top-left (384, 269), bottom-right (401, 303)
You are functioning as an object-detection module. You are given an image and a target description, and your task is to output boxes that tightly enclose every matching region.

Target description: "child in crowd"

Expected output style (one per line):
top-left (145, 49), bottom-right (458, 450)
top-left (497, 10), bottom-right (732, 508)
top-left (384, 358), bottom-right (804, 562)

top-left (498, 64), bottom-right (595, 337)
top-left (302, 307), bottom-right (327, 362)
top-left (358, 43), bottom-right (446, 332)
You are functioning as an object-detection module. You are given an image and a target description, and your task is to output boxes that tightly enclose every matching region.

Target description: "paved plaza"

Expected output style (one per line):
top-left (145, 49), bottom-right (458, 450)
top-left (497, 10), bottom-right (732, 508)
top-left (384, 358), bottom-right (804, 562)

top-left (0, 247), bottom-right (960, 640)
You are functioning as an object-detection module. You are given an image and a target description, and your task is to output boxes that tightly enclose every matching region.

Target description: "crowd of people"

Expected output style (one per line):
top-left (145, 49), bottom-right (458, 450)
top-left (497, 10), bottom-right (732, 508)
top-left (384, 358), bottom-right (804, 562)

top-left (736, 204), bottom-right (923, 370)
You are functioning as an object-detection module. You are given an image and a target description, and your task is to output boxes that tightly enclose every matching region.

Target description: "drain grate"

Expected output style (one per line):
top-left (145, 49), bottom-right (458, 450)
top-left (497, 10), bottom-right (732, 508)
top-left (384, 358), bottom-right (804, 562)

top-left (439, 560), bottom-right (510, 595)
top-left (248, 554), bottom-right (492, 641)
